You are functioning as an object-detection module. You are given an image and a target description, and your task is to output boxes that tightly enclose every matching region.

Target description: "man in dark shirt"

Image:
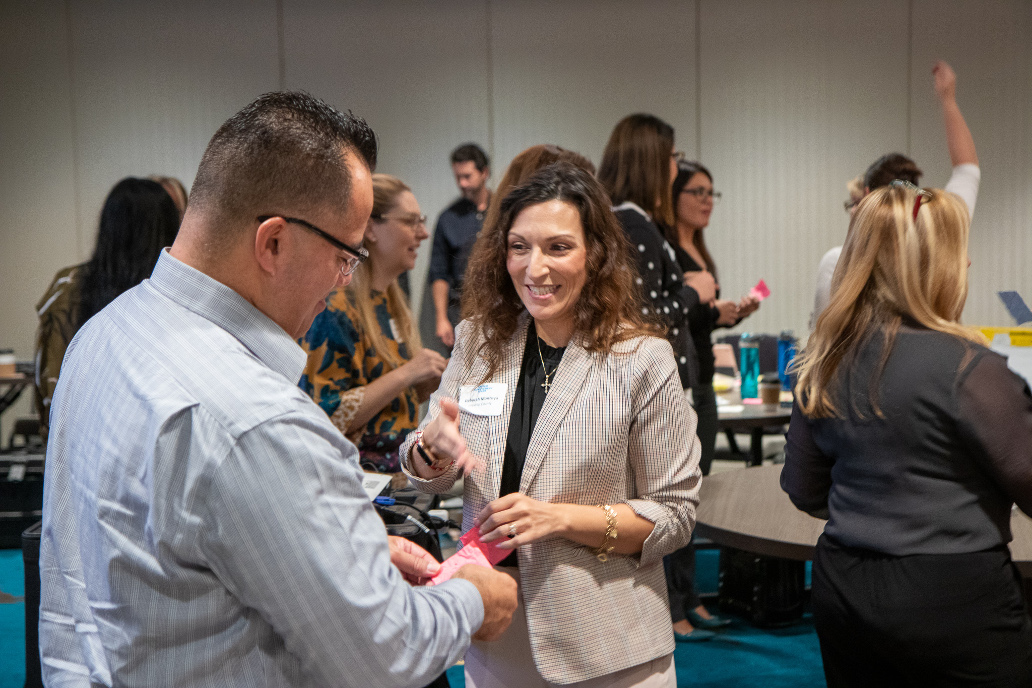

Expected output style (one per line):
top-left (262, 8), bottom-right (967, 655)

top-left (427, 143), bottom-right (491, 351)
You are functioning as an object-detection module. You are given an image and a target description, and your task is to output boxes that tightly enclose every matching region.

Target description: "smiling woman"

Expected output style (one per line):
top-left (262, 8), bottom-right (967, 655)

top-left (400, 162), bottom-right (702, 687)
top-left (298, 174), bottom-right (446, 474)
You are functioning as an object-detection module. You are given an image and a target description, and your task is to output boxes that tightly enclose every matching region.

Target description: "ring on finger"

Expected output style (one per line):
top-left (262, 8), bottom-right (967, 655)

top-left (507, 523), bottom-right (518, 539)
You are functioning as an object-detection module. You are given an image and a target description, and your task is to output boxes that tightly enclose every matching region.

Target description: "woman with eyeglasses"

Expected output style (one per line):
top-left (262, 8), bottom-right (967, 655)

top-left (783, 183), bottom-right (1032, 686)
top-left (299, 174), bottom-right (446, 474)
top-left (670, 160), bottom-right (760, 476)
top-left (659, 160), bottom-right (762, 642)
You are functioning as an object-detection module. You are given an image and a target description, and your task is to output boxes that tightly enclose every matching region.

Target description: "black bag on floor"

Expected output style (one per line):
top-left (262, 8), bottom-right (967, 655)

top-left (1, 451), bottom-right (44, 549)
top-left (718, 546), bottom-right (806, 627)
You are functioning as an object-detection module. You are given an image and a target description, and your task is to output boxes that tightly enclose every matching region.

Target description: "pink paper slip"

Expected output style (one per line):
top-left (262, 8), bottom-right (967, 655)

top-left (427, 528), bottom-right (511, 586)
top-left (749, 279), bottom-right (771, 301)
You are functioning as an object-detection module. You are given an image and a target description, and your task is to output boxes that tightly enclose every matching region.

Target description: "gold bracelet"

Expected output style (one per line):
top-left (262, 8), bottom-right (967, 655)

top-left (593, 504), bottom-right (618, 562)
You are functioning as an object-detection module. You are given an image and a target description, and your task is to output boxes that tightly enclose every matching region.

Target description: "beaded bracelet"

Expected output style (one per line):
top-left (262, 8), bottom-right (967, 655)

top-left (594, 504), bottom-right (618, 562)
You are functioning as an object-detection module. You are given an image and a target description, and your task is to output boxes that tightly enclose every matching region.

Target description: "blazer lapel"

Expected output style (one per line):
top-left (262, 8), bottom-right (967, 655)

top-left (481, 318), bottom-right (529, 502)
top-left (519, 339), bottom-right (594, 492)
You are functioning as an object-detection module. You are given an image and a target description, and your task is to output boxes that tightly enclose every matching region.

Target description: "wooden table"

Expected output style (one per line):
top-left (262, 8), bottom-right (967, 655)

top-left (716, 400), bottom-right (792, 467)
top-left (695, 464), bottom-right (1032, 575)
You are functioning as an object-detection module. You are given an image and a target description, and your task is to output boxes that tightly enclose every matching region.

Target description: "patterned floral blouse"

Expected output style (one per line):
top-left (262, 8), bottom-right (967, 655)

top-left (299, 288), bottom-right (419, 473)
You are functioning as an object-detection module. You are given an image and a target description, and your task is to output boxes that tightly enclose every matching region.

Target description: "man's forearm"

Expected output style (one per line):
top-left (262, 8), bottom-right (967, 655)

top-left (432, 280), bottom-right (451, 320)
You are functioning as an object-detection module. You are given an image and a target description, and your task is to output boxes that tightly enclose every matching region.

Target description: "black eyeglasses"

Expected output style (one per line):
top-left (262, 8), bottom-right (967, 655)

top-left (371, 213), bottom-right (428, 229)
top-left (257, 215), bottom-right (368, 276)
top-left (681, 187), bottom-right (722, 204)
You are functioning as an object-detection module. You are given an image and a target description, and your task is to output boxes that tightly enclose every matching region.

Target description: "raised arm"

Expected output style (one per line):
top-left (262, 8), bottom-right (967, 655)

top-left (933, 61), bottom-right (978, 168)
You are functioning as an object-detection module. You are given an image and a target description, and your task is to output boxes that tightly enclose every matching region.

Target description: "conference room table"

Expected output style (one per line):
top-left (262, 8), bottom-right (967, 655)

top-left (695, 463), bottom-right (1032, 576)
top-left (716, 395), bottom-right (792, 467)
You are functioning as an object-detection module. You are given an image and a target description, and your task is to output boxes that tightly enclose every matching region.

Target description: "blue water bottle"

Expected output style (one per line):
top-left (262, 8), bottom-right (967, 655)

top-left (778, 331), bottom-right (797, 392)
top-left (739, 333), bottom-right (760, 399)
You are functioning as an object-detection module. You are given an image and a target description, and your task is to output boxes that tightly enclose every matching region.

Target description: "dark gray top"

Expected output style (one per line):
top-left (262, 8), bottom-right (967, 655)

top-left (782, 325), bottom-right (1032, 556)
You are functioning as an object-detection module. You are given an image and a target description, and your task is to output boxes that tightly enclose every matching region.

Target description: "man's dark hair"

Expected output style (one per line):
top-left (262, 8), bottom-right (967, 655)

top-left (863, 153), bottom-right (922, 191)
top-left (189, 91), bottom-right (377, 236)
top-left (450, 143), bottom-right (489, 172)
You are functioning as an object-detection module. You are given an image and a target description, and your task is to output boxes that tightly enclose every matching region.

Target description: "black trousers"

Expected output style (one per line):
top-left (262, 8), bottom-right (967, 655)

top-left (812, 535), bottom-right (1032, 688)
top-left (691, 382), bottom-right (718, 477)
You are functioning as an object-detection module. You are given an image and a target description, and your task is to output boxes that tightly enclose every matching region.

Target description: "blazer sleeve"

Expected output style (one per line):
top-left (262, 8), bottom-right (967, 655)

top-left (780, 402), bottom-right (833, 519)
top-left (622, 337), bottom-right (702, 567)
top-left (398, 321), bottom-right (472, 492)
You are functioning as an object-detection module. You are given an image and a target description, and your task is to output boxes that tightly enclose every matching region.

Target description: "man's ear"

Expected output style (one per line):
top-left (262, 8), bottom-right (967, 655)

top-left (255, 217), bottom-right (287, 275)
top-left (363, 218), bottom-right (377, 244)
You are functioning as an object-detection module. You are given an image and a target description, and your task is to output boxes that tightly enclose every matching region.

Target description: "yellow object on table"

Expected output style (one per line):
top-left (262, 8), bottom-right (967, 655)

top-left (712, 373), bottom-right (735, 393)
top-left (976, 327), bottom-right (1032, 347)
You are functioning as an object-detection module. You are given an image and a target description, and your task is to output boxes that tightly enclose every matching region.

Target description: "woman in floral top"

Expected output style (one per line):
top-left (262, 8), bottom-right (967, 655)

top-left (299, 174), bottom-right (447, 473)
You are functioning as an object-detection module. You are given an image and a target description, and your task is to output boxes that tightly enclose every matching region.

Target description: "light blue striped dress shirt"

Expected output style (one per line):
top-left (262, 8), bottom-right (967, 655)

top-left (39, 250), bottom-right (483, 687)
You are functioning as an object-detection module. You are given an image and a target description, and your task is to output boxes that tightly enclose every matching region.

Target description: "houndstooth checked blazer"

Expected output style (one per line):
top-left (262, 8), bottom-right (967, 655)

top-left (402, 315), bottom-right (702, 684)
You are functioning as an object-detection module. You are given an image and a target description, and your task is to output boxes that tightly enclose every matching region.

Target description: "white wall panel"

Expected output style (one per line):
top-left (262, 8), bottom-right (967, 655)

top-left (910, 0), bottom-right (1032, 329)
top-left (699, 0), bottom-right (910, 341)
top-left (490, 0), bottom-right (698, 172)
top-left (68, 0), bottom-right (280, 252)
top-left (2, 0), bottom-right (1032, 426)
top-left (284, 0), bottom-right (492, 312)
top-left (0, 1), bottom-right (77, 412)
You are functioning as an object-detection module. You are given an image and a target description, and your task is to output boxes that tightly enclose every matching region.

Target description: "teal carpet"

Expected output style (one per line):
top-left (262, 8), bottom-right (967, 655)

top-left (0, 550), bottom-right (26, 688)
top-left (2, 548), bottom-right (825, 687)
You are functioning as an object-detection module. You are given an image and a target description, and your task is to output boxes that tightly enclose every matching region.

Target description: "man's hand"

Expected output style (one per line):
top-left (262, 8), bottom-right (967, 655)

top-left (453, 565), bottom-right (518, 641)
top-left (436, 318), bottom-right (455, 348)
top-left (387, 535), bottom-right (441, 585)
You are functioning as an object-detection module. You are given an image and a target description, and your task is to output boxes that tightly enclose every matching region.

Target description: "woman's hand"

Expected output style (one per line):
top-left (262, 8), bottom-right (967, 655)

top-left (684, 270), bottom-right (717, 304)
top-left (401, 348), bottom-right (447, 387)
top-left (419, 397), bottom-right (483, 477)
top-left (714, 299), bottom-right (739, 326)
top-left (736, 294), bottom-right (761, 319)
top-left (475, 493), bottom-right (562, 550)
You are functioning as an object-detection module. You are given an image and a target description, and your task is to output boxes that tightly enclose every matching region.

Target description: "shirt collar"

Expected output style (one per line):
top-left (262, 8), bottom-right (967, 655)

top-left (611, 200), bottom-right (652, 221)
top-left (148, 249), bottom-right (307, 382)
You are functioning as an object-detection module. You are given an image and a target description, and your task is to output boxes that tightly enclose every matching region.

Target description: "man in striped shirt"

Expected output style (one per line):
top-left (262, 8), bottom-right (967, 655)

top-left (39, 92), bottom-right (515, 688)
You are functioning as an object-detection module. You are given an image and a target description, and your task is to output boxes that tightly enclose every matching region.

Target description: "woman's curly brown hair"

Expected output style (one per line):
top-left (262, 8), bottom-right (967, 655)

top-left (461, 161), bottom-right (662, 378)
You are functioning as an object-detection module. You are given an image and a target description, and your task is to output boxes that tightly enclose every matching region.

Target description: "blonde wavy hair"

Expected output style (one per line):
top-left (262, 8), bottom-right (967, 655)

top-left (345, 174), bottom-right (422, 369)
top-left (797, 183), bottom-right (984, 418)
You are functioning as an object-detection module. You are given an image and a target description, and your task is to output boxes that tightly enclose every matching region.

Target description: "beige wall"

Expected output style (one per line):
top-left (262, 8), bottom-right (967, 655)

top-left (2, 0), bottom-right (1030, 422)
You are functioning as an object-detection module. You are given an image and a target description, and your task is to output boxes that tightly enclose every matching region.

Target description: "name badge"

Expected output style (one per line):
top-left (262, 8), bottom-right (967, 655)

top-left (458, 383), bottom-right (507, 416)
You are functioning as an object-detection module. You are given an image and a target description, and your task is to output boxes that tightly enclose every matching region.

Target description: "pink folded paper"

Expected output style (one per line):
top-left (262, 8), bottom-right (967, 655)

top-left (427, 528), bottom-right (511, 586)
top-left (749, 279), bottom-right (771, 301)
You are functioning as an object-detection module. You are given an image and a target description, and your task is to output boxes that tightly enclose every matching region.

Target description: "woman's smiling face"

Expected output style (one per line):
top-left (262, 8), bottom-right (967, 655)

top-left (506, 199), bottom-right (587, 345)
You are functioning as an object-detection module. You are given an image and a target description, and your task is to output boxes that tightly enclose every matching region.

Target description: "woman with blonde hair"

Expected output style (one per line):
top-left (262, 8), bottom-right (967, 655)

top-left (299, 174), bottom-right (446, 473)
top-left (782, 182), bottom-right (1032, 686)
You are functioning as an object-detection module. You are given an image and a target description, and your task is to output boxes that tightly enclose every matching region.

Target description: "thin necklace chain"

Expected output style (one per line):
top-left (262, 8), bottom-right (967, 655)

top-left (536, 335), bottom-right (560, 394)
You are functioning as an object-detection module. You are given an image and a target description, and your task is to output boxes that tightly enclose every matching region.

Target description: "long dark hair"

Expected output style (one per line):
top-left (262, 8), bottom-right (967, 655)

top-left (462, 162), bottom-right (661, 379)
top-left (670, 159), bottom-right (718, 282)
top-left (597, 114), bottom-right (676, 227)
top-left (76, 178), bottom-right (181, 327)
